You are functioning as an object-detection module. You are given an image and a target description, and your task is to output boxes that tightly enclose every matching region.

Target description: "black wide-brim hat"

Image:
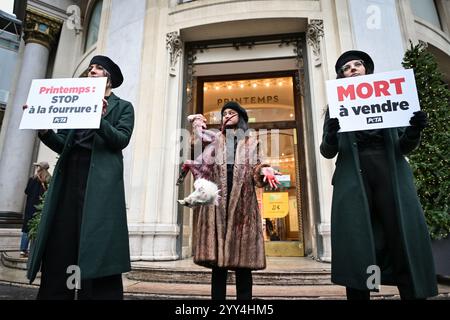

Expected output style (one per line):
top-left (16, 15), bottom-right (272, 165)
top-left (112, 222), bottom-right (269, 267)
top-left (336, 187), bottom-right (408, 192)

top-left (335, 50), bottom-right (374, 74)
top-left (221, 101), bottom-right (248, 123)
top-left (89, 55), bottom-right (124, 88)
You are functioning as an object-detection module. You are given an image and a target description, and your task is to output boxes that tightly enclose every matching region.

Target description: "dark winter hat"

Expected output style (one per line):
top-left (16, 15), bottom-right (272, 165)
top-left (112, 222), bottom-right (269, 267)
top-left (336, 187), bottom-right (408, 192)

top-left (221, 101), bottom-right (248, 123)
top-left (33, 161), bottom-right (49, 170)
top-left (335, 50), bottom-right (374, 75)
top-left (89, 55), bottom-right (124, 88)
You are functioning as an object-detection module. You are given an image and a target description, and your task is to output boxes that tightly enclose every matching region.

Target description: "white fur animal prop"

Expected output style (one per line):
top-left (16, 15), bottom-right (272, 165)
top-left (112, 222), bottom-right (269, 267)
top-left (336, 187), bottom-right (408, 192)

top-left (178, 178), bottom-right (220, 207)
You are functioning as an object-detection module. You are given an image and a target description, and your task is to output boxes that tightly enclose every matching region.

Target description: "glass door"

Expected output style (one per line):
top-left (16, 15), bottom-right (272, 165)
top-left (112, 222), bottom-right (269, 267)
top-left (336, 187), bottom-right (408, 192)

top-left (257, 128), bottom-right (302, 255)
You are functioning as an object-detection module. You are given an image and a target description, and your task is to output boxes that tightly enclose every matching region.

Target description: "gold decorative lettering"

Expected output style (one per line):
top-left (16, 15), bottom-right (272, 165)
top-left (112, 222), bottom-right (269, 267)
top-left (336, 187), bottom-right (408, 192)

top-left (216, 96), bottom-right (281, 106)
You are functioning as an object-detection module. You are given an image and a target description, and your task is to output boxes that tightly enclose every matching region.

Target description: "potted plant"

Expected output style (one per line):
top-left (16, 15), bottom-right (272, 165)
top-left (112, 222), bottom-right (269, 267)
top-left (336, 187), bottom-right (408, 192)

top-left (402, 41), bottom-right (450, 281)
top-left (27, 191), bottom-right (47, 243)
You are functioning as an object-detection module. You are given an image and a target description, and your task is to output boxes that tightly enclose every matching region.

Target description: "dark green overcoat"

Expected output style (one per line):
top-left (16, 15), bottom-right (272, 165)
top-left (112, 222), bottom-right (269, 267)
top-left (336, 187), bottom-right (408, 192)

top-left (320, 114), bottom-right (438, 299)
top-left (27, 93), bottom-right (134, 283)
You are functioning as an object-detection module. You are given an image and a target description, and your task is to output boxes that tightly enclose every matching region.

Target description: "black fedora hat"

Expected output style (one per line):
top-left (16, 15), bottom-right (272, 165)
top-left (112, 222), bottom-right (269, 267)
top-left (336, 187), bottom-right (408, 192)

top-left (89, 55), bottom-right (124, 88)
top-left (335, 50), bottom-right (374, 74)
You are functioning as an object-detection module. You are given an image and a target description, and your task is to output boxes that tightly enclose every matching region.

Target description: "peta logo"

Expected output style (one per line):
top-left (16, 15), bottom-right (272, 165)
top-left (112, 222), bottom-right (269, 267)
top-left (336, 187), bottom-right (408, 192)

top-left (367, 116), bottom-right (383, 124)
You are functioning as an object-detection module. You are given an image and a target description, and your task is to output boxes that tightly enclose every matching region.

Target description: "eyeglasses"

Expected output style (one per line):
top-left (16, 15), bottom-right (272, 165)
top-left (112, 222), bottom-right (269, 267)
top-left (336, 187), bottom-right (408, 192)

top-left (222, 111), bottom-right (238, 117)
top-left (341, 60), bottom-right (364, 73)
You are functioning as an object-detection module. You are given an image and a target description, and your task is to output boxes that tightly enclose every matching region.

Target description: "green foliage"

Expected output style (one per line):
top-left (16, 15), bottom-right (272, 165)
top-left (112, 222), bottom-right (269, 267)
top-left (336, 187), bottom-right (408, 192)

top-left (27, 190), bottom-right (47, 241)
top-left (402, 41), bottom-right (450, 240)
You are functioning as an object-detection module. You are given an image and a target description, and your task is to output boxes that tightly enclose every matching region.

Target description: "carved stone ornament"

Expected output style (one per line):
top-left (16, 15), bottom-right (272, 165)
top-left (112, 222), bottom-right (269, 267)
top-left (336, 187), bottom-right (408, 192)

top-left (166, 31), bottom-right (183, 75)
top-left (185, 47), bottom-right (197, 104)
top-left (306, 19), bottom-right (324, 67)
top-left (23, 9), bottom-right (63, 50)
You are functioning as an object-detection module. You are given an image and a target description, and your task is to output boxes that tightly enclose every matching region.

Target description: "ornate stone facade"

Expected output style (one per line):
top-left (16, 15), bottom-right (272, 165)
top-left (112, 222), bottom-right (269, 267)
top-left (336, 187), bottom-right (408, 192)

top-left (306, 19), bottom-right (324, 67)
top-left (166, 31), bottom-right (183, 75)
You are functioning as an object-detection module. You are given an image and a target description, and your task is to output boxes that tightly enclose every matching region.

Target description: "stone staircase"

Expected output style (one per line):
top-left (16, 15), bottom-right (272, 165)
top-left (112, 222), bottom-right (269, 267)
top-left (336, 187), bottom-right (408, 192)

top-left (0, 213), bottom-right (23, 229)
top-left (1, 252), bottom-right (450, 300)
top-left (126, 257), bottom-right (333, 286)
top-left (1, 251), bottom-right (28, 270)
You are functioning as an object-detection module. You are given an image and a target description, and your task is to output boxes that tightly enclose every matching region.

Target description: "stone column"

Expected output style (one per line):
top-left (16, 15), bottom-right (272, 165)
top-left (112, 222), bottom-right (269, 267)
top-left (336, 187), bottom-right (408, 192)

top-left (0, 9), bottom-right (61, 221)
top-left (305, 19), bottom-right (332, 262)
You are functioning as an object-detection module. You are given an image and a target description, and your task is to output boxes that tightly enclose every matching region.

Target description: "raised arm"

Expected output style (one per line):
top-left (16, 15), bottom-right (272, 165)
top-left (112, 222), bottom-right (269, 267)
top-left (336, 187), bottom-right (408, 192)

top-left (188, 114), bottom-right (216, 145)
top-left (320, 108), bottom-right (340, 159)
top-left (96, 101), bottom-right (134, 151)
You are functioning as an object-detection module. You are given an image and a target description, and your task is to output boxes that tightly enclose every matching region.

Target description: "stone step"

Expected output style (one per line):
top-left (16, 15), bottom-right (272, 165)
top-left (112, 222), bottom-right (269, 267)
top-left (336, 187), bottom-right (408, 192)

top-left (0, 213), bottom-right (23, 228)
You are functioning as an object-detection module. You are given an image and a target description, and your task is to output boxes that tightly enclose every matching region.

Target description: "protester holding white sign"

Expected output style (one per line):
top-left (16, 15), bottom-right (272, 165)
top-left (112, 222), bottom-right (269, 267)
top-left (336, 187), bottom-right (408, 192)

top-left (19, 76), bottom-right (107, 130)
top-left (320, 50), bottom-right (437, 300)
top-left (27, 55), bottom-right (135, 300)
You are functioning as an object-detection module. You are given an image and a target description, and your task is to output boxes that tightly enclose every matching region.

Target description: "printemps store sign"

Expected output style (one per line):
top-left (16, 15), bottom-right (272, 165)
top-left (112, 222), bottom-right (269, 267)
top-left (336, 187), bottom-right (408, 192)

top-left (203, 77), bottom-right (295, 124)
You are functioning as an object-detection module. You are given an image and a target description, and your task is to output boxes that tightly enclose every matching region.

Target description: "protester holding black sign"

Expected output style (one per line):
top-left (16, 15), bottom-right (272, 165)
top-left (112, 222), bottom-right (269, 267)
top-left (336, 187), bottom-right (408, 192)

top-left (320, 50), bottom-right (437, 300)
top-left (27, 55), bottom-right (134, 300)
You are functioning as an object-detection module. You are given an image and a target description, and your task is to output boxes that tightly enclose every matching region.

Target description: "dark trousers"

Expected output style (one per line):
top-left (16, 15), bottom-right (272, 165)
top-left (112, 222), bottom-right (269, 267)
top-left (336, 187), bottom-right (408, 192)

top-left (346, 286), bottom-right (425, 300)
top-left (37, 146), bottom-right (123, 300)
top-left (349, 148), bottom-right (415, 300)
top-left (211, 267), bottom-right (253, 300)
top-left (38, 273), bottom-right (123, 300)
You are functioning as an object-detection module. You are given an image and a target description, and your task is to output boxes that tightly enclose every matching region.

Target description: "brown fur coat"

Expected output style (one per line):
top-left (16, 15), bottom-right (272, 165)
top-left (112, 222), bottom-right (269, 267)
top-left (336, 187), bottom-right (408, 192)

top-left (193, 132), bottom-right (268, 270)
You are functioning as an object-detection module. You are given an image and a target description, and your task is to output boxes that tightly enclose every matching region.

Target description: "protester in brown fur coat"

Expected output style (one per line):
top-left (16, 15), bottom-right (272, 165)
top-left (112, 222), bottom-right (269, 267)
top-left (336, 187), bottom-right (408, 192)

top-left (189, 101), bottom-right (280, 300)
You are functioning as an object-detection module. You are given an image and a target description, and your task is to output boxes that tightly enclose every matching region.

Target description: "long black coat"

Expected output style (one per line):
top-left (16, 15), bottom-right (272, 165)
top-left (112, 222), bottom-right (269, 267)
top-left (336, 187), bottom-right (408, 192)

top-left (22, 177), bottom-right (46, 233)
top-left (320, 113), bottom-right (438, 298)
top-left (27, 93), bottom-right (134, 283)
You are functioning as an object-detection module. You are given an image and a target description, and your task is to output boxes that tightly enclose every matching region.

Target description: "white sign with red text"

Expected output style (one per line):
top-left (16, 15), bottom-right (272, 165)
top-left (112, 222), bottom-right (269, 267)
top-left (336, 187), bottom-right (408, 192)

top-left (19, 77), bottom-right (107, 129)
top-left (325, 69), bottom-right (420, 132)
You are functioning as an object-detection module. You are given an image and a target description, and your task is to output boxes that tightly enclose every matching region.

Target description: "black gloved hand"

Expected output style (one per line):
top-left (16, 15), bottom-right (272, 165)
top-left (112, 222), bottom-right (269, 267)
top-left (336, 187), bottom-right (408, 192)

top-left (406, 111), bottom-right (428, 138)
top-left (325, 118), bottom-right (340, 145)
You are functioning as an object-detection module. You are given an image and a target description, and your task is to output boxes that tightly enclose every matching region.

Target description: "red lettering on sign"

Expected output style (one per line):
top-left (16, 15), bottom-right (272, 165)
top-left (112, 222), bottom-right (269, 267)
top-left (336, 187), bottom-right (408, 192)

top-left (337, 84), bottom-right (355, 102)
top-left (337, 77), bottom-right (407, 101)
top-left (373, 80), bottom-right (390, 97)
